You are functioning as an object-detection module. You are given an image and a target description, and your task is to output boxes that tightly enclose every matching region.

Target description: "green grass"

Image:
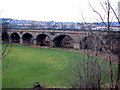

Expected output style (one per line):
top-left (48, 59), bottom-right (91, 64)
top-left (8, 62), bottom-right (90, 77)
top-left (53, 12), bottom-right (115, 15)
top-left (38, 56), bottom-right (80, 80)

top-left (2, 44), bottom-right (118, 88)
top-left (2, 44), bottom-right (79, 88)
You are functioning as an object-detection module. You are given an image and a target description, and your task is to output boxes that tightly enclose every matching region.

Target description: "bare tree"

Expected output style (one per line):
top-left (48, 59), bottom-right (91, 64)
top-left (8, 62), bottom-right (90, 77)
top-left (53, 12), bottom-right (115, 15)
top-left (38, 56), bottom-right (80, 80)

top-left (62, 0), bottom-right (120, 89)
top-left (63, 54), bottom-right (108, 88)
top-left (1, 18), bottom-right (13, 60)
top-left (88, 0), bottom-right (120, 88)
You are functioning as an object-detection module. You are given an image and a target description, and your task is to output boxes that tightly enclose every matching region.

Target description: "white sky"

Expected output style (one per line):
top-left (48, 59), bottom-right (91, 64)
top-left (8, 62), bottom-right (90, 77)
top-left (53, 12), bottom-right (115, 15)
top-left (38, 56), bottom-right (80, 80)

top-left (0, 0), bottom-right (119, 22)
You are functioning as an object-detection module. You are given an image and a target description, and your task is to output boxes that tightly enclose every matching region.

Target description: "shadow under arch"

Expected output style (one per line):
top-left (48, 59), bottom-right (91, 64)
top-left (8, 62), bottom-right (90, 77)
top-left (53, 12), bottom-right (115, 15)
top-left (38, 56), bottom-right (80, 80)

top-left (53, 35), bottom-right (74, 48)
top-left (22, 33), bottom-right (33, 45)
top-left (2, 32), bottom-right (9, 43)
top-left (36, 34), bottom-right (51, 46)
top-left (80, 36), bottom-right (102, 51)
top-left (10, 32), bottom-right (20, 43)
top-left (106, 36), bottom-right (120, 54)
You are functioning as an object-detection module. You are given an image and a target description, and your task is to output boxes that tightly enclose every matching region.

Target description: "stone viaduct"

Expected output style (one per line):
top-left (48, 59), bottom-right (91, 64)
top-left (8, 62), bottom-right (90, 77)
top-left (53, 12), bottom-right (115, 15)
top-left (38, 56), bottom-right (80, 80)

top-left (2, 29), bottom-right (120, 50)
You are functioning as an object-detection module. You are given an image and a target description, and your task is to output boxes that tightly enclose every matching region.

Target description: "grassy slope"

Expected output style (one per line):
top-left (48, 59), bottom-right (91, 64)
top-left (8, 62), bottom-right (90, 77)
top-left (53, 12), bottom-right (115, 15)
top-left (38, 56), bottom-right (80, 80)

top-left (2, 45), bottom-right (82, 88)
top-left (2, 44), bottom-right (117, 88)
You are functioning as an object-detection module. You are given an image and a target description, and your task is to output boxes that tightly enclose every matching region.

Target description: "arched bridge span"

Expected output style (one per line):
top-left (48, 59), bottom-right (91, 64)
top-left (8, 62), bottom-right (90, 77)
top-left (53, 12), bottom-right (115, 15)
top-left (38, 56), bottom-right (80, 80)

top-left (2, 29), bottom-right (120, 51)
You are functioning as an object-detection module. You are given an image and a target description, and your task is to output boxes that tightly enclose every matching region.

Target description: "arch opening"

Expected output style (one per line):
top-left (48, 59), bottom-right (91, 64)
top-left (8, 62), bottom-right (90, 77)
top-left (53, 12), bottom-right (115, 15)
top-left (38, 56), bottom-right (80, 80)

top-left (53, 35), bottom-right (74, 48)
top-left (10, 33), bottom-right (20, 43)
top-left (80, 36), bottom-right (102, 51)
top-left (106, 36), bottom-right (120, 54)
top-left (36, 34), bottom-right (51, 46)
top-left (2, 32), bottom-right (9, 43)
top-left (22, 33), bottom-right (33, 45)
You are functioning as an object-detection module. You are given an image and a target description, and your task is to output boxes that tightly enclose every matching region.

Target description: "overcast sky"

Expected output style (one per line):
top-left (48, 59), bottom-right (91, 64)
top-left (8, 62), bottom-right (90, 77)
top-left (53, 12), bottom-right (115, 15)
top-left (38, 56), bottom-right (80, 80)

top-left (0, 0), bottom-right (119, 22)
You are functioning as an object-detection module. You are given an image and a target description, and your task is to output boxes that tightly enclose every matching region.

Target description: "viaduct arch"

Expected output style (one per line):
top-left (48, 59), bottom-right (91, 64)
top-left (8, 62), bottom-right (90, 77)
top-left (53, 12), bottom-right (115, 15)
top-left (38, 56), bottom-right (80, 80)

top-left (53, 34), bottom-right (74, 48)
top-left (36, 34), bottom-right (51, 46)
top-left (10, 32), bottom-right (20, 43)
top-left (22, 33), bottom-right (33, 45)
top-left (2, 32), bottom-right (9, 43)
top-left (80, 36), bottom-right (102, 51)
top-left (2, 29), bottom-right (120, 51)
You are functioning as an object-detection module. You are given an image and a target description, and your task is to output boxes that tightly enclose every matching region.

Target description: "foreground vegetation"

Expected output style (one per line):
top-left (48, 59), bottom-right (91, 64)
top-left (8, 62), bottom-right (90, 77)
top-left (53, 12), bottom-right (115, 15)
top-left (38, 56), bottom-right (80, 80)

top-left (2, 44), bottom-right (117, 88)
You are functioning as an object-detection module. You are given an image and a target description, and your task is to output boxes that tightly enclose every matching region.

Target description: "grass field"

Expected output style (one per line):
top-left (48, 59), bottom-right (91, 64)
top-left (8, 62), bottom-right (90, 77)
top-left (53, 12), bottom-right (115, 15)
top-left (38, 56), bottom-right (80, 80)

top-left (2, 44), bottom-right (117, 88)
